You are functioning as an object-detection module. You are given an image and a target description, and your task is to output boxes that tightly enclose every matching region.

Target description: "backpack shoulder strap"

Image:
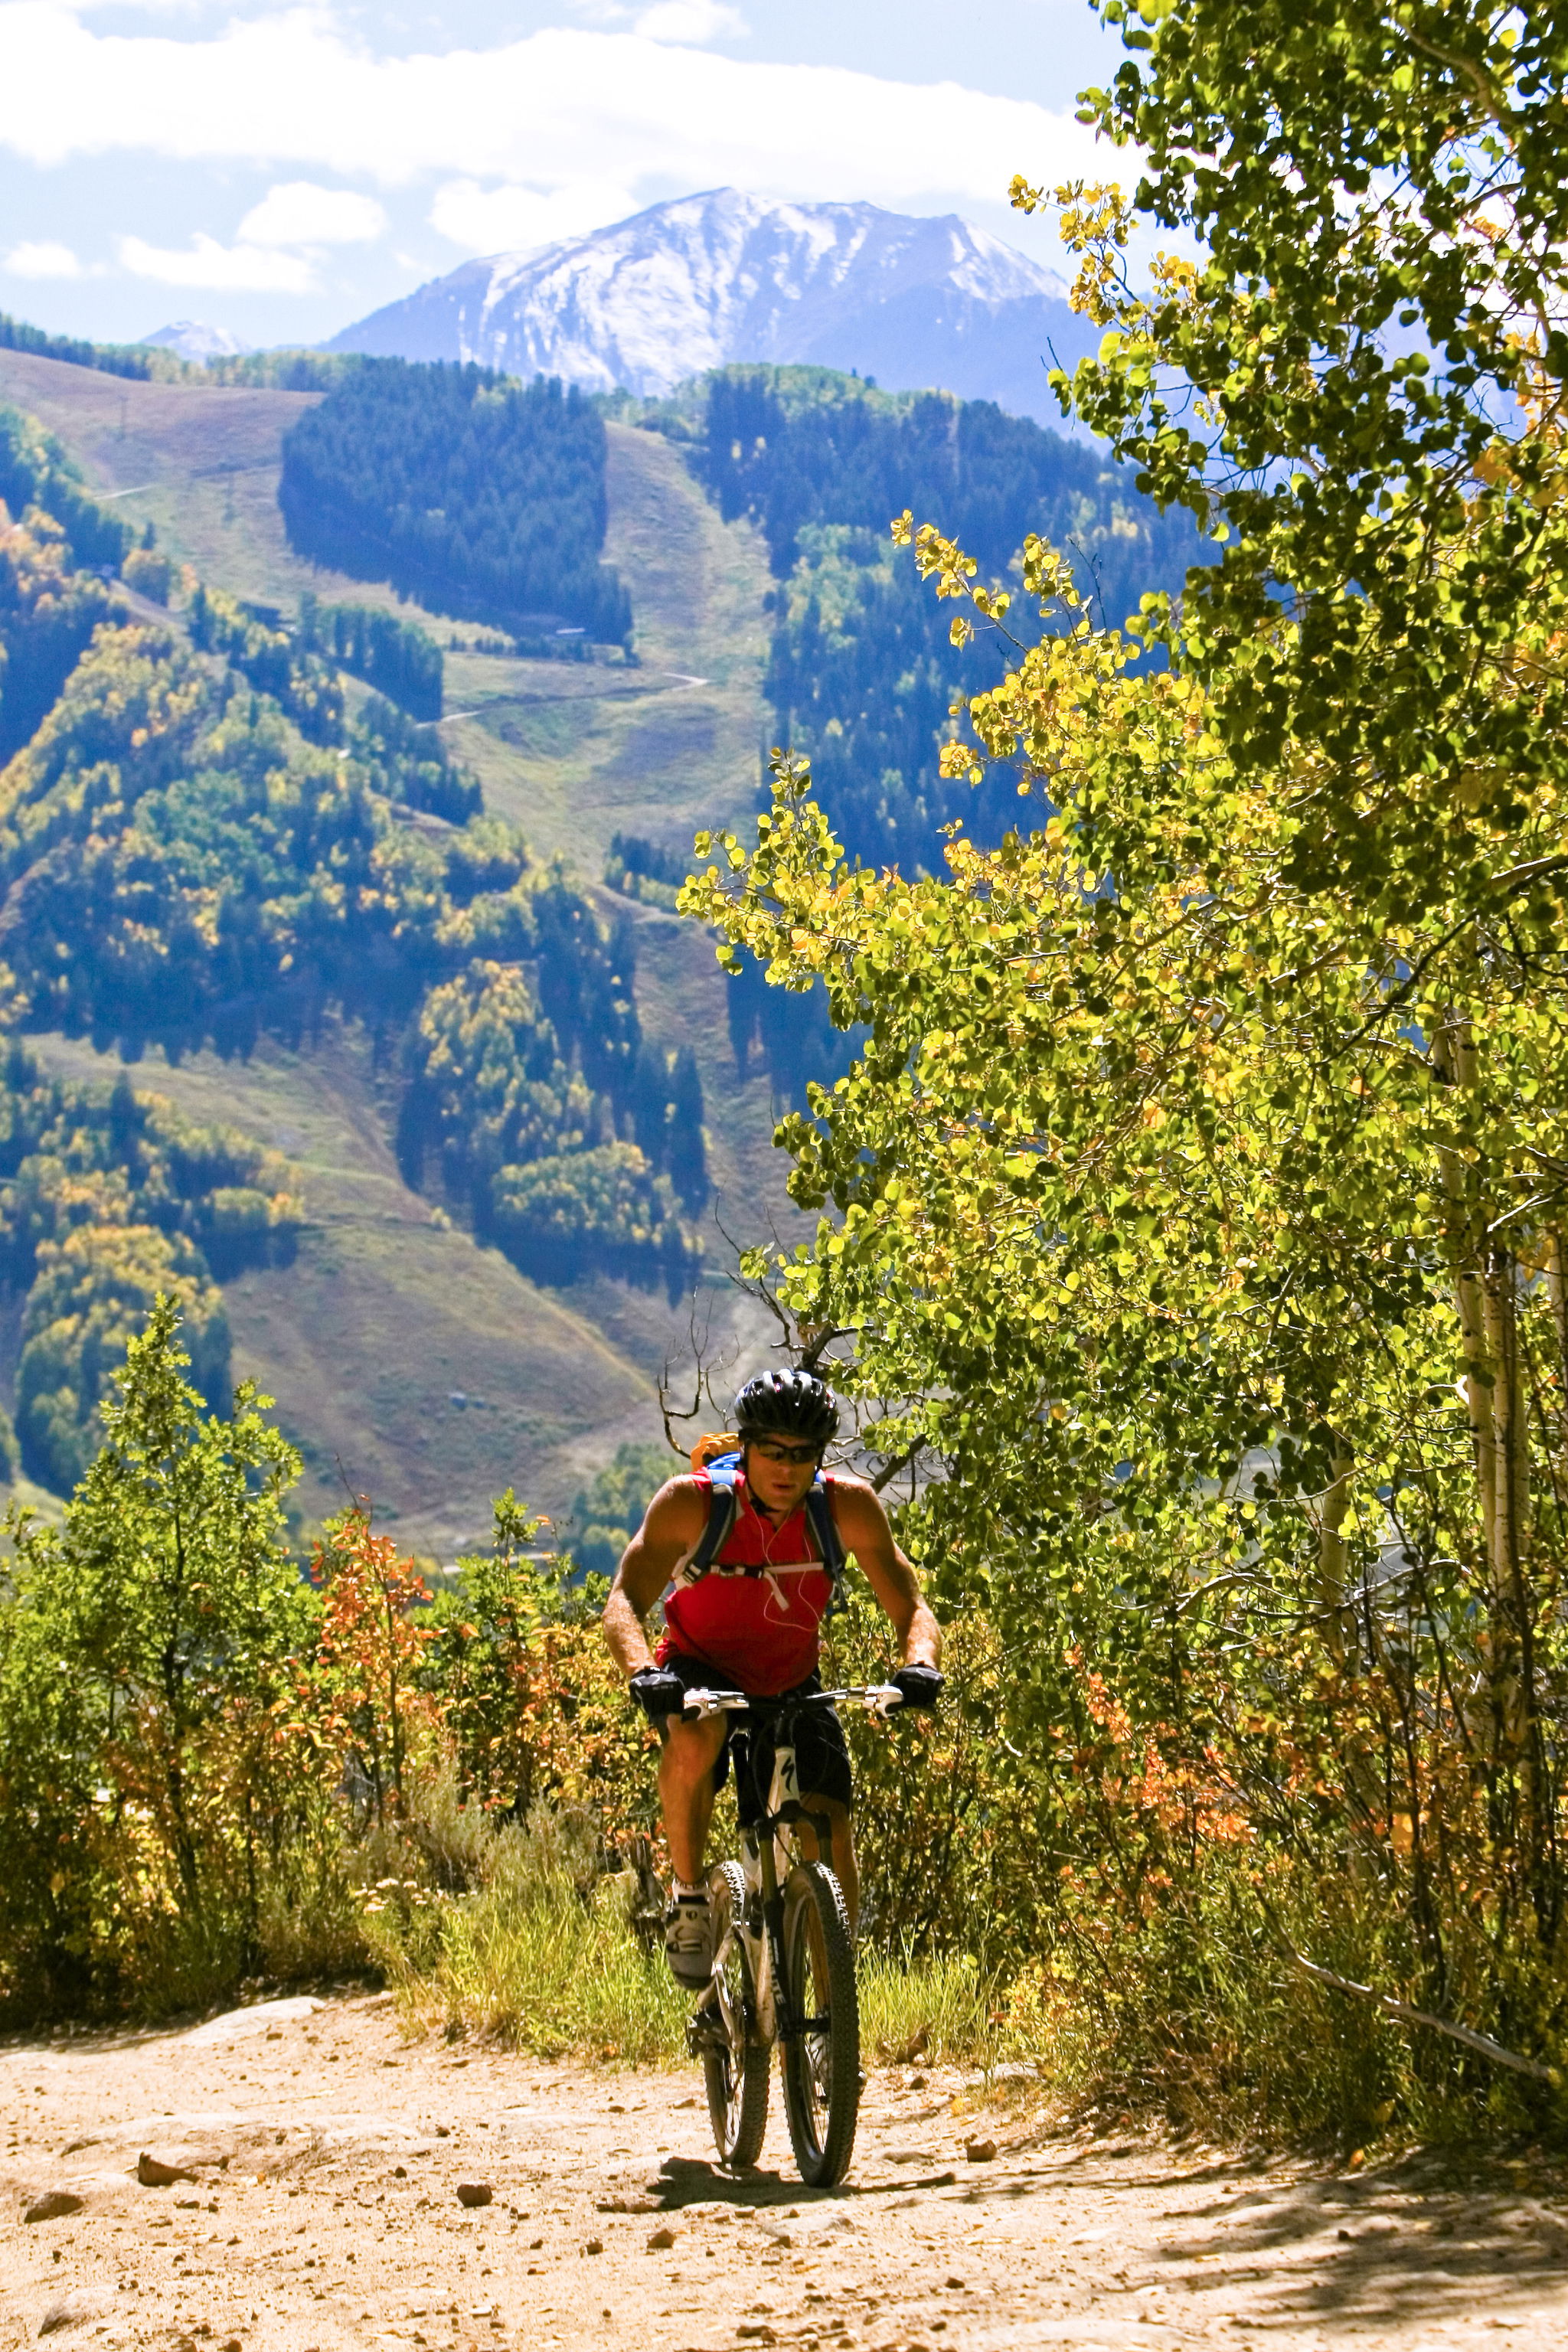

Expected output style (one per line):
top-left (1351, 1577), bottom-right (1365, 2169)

top-left (681, 1458), bottom-right (741, 1583)
top-left (805, 1475), bottom-right (847, 1602)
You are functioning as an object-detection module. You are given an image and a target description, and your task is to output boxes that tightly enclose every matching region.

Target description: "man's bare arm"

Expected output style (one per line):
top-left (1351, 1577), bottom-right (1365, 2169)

top-left (831, 1478), bottom-right (942, 1668)
top-left (601, 1479), bottom-right (708, 1676)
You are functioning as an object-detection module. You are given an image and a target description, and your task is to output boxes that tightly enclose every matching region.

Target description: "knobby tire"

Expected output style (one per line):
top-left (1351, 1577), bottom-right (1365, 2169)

top-left (779, 1860), bottom-right (860, 2187)
top-left (702, 1860), bottom-right (769, 2169)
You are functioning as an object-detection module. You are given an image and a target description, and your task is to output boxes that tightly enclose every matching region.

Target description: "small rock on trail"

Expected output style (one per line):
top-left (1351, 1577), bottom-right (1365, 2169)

top-left (23, 2194), bottom-right (83, 2225)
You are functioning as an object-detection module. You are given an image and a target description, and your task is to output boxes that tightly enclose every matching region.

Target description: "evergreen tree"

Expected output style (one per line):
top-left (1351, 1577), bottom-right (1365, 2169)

top-left (566, 1441), bottom-right (676, 1578)
top-left (666, 1046), bottom-right (708, 1215)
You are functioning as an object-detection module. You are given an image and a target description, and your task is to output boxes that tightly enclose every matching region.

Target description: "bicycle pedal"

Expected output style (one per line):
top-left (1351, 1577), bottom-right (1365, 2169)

top-left (686, 1988), bottom-right (723, 2048)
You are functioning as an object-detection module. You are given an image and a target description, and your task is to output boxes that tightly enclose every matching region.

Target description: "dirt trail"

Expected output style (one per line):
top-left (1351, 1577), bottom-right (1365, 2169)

top-left (4, 1994), bottom-right (1566, 2352)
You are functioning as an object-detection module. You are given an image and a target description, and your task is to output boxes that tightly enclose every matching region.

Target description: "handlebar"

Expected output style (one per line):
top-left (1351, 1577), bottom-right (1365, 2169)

top-left (681, 1684), bottom-right (906, 1722)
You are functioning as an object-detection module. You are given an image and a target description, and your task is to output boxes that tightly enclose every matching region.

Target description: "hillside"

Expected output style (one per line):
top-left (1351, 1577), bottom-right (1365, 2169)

top-left (0, 345), bottom-right (406, 617)
top-left (327, 188), bottom-right (1096, 425)
top-left (0, 358), bottom-right (795, 1553)
top-left (439, 422), bottom-right (772, 872)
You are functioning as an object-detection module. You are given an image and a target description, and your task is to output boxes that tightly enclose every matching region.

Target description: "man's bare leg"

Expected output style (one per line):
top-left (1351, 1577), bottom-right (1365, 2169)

top-left (661, 1731), bottom-right (858, 1922)
top-left (658, 1716), bottom-right (728, 1884)
top-left (796, 1795), bottom-right (858, 1929)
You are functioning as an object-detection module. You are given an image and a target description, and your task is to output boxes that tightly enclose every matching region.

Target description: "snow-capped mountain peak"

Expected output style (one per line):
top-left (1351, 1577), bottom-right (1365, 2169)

top-left (139, 321), bottom-right (252, 363)
top-left (327, 188), bottom-right (1089, 424)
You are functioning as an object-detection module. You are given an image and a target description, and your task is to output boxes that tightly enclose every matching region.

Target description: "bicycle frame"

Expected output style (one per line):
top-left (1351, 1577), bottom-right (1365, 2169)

top-left (682, 1684), bottom-right (902, 2049)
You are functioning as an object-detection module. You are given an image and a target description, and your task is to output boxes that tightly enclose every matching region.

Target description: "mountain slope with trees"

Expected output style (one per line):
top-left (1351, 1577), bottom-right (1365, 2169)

top-left (645, 364), bottom-right (1199, 1096)
top-left (691, 364), bottom-right (1197, 869)
top-left (0, 395), bottom-right (710, 1517)
top-left (0, 332), bottom-right (1200, 1537)
top-left (0, 345), bottom-right (796, 1544)
top-left (279, 360), bottom-right (632, 646)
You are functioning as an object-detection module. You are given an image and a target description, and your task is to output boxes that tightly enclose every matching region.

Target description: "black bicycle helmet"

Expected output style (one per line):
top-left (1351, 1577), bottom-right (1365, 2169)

top-left (733, 1368), bottom-right (839, 1449)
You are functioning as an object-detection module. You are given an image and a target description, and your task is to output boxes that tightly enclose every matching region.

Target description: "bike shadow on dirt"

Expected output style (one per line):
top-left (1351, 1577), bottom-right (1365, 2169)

top-left (647, 2154), bottom-right (962, 2211)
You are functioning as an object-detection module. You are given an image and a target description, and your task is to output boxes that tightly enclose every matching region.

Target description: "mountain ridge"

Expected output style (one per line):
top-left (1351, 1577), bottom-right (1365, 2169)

top-left (325, 188), bottom-right (1095, 426)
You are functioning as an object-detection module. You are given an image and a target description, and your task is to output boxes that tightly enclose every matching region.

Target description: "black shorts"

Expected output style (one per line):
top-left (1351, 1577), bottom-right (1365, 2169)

top-left (659, 1651), bottom-right (853, 1828)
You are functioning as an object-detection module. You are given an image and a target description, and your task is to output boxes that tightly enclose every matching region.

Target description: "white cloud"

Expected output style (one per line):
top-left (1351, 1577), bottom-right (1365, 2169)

top-left (0, 9), bottom-right (1112, 209)
top-left (635, 1), bottom-right (745, 42)
top-left (237, 179), bottom-right (387, 247)
top-left (117, 231), bottom-right (318, 292)
top-left (430, 178), bottom-right (641, 256)
top-left (3, 237), bottom-right (82, 278)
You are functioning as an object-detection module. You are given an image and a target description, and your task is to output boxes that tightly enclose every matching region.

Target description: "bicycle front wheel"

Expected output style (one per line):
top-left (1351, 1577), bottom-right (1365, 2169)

top-left (779, 1860), bottom-right (861, 2187)
top-left (702, 1860), bottom-right (770, 2169)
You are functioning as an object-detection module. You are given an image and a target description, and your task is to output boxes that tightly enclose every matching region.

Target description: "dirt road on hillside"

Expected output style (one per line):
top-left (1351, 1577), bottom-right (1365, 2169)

top-left (4, 1994), bottom-right (1566, 2352)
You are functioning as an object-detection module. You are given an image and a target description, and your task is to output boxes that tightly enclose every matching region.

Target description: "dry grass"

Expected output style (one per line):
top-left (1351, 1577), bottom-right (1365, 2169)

top-left (370, 1806), bottom-right (1004, 2076)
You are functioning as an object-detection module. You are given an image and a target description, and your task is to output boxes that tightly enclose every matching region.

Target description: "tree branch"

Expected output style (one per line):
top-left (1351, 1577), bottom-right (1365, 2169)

top-left (1286, 1945), bottom-right (1557, 2082)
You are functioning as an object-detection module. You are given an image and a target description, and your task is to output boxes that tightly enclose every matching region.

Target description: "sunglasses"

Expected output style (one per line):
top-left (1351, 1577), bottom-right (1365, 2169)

top-left (747, 1439), bottom-right (823, 1466)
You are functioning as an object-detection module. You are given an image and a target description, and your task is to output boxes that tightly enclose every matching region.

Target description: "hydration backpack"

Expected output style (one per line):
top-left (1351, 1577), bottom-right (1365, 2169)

top-left (681, 1446), bottom-right (848, 1613)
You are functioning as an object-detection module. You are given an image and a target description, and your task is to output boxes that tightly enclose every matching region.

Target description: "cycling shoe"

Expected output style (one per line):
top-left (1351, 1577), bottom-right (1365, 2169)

top-left (664, 1891), bottom-right (714, 1988)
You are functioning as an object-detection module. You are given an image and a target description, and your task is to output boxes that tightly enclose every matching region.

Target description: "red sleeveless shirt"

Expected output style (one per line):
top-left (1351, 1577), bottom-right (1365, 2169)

top-left (657, 1468), bottom-right (838, 1696)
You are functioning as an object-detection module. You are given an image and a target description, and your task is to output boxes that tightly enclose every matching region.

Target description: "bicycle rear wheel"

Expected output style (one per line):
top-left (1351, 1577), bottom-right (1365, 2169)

top-left (779, 1860), bottom-right (861, 2187)
top-left (701, 1860), bottom-right (769, 2169)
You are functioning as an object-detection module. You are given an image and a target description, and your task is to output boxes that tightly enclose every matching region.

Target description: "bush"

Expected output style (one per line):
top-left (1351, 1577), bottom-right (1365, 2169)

top-left (817, 1582), bottom-right (1045, 1964)
top-left (0, 1339), bottom-right (668, 2028)
top-left (0, 1298), bottom-right (309, 2020)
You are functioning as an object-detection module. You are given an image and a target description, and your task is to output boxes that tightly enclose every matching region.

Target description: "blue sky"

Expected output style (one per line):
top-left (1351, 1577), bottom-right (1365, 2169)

top-left (0, 2), bottom-right (1132, 348)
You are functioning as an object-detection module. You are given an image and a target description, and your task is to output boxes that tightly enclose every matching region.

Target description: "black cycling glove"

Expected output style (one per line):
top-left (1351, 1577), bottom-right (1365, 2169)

top-left (629, 1665), bottom-right (687, 1720)
top-left (891, 1663), bottom-right (945, 1710)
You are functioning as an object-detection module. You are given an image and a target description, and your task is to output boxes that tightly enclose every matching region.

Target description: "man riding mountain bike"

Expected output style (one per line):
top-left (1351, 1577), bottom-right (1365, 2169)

top-left (602, 1368), bottom-right (943, 1987)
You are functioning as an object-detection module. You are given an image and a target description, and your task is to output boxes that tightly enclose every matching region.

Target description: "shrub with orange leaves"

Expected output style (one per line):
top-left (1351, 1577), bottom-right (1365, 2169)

top-left (419, 1491), bottom-right (662, 1862)
top-left (309, 1508), bottom-right (443, 1827)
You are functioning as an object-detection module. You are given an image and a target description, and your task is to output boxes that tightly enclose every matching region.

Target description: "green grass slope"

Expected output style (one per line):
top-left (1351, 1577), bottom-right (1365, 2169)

top-left (0, 346), bottom-right (407, 616)
top-left (435, 423), bottom-right (772, 871)
top-left (24, 1025), bottom-right (658, 1552)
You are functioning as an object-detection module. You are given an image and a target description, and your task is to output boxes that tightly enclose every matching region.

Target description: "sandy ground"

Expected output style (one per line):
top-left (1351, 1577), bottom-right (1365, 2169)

top-left (4, 1993), bottom-right (1568, 2352)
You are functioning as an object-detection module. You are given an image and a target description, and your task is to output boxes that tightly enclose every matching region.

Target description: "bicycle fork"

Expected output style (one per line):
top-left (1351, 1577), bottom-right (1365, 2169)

top-left (746, 1829), bottom-right (792, 2045)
